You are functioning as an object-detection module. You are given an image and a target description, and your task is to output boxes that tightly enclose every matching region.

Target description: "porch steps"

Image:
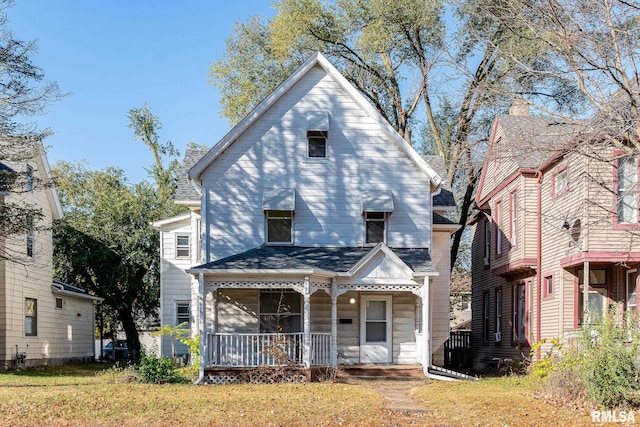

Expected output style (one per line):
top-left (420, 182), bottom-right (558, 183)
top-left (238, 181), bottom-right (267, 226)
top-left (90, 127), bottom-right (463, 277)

top-left (336, 365), bottom-right (426, 383)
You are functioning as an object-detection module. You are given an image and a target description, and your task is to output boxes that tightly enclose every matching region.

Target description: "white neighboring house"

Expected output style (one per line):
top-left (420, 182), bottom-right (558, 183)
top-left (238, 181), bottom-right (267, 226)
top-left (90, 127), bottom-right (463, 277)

top-left (0, 137), bottom-right (103, 369)
top-left (154, 53), bottom-right (459, 379)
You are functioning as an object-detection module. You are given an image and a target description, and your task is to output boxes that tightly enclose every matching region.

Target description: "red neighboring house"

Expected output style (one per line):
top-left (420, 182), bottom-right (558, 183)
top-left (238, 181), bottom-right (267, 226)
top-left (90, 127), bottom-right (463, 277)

top-left (470, 102), bottom-right (640, 371)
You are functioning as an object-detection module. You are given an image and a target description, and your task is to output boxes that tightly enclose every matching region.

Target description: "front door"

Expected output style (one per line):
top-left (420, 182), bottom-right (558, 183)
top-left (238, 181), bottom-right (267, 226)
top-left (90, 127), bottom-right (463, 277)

top-left (360, 295), bottom-right (392, 364)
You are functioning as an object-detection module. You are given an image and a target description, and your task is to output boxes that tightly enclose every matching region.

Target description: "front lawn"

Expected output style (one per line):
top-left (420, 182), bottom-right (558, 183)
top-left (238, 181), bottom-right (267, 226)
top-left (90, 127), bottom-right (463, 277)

top-left (0, 364), bottom-right (596, 426)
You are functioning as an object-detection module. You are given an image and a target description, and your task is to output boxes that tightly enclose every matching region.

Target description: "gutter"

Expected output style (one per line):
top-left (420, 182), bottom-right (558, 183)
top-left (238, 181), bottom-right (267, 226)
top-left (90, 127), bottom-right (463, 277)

top-left (51, 282), bottom-right (104, 302)
top-left (536, 172), bottom-right (543, 360)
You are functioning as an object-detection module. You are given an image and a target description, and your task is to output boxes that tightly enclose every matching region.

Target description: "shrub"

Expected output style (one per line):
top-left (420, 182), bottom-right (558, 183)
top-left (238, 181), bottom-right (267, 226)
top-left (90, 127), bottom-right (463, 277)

top-left (138, 354), bottom-right (186, 384)
top-left (578, 313), bottom-right (640, 407)
top-left (539, 308), bottom-right (640, 408)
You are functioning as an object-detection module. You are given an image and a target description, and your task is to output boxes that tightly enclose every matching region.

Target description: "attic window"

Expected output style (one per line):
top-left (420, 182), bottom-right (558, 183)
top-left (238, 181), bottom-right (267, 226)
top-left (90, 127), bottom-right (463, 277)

top-left (307, 131), bottom-right (327, 158)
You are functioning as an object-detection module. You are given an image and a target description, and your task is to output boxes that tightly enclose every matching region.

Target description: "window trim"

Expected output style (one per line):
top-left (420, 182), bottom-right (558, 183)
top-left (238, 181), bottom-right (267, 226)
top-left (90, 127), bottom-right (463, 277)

top-left (364, 211), bottom-right (387, 245)
top-left (25, 164), bottom-right (33, 192)
top-left (576, 268), bottom-right (609, 325)
top-left (26, 217), bottom-right (34, 258)
top-left (552, 164), bottom-right (569, 198)
top-left (482, 291), bottom-right (490, 343)
top-left (512, 282), bottom-right (528, 347)
top-left (55, 297), bottom-right (63, 310)
top-left (626, 269), bottom-right (638, 315)
top-left (307, 130), bottom-right (327, 159)
top-left (509, 188), bottom-right (517, 250)
top-left (259, 289), bottom-right (303, 333)
top-left (175, 301), bottom-right (190, 327)
top-left (483, 218), bottom-right (491, 266)
top-left (495, 288), bottom-right (502, 344)
top-left (175, 234), bottom-right (190, 259)
top-left (495, 199), bottom-right (503, 257)
top-left (265, 210), bottom-right (294, 245)
top-left (543, 273), bottom-right (554, 299)
top-left (25, 298), bottom-right (37, 337)
top-left (613, 150), bottom-right (639, 229)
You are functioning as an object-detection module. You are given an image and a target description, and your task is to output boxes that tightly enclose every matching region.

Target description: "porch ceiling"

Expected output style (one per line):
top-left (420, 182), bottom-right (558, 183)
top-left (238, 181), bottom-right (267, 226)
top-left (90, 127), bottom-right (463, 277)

top-left (189, 245), bottom-right (435, 276)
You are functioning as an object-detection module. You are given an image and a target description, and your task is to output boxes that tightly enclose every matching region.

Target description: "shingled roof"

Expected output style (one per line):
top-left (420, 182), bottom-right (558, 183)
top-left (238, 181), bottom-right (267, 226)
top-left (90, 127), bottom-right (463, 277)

top-left (190, 245), bottom-right (435, 274)
top-left (175, 147), bottom-right (209, 203)
top-left (493, 115), bottom-right (587, 169)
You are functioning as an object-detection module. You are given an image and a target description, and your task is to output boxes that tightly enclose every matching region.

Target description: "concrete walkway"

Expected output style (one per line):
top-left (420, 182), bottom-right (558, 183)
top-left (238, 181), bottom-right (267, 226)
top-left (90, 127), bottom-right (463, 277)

top-left (338, 377), bottom-right (431, 426)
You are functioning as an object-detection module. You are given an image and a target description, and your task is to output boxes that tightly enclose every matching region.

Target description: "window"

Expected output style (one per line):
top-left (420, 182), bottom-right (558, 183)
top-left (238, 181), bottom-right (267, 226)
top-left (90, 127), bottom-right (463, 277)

top-left (25, 164), bottom-right (33, 191)
top-left (578, 269), bottom-right (608, 324)
top-left (176, 302), bottom-right (190, 327)
top-left (482, 291), bottom-right (490, 342)
top-left (513, 283), bottom-right (526, 345)
top-left (495, 288), bottom-right (502, 343)
top-left (26, 216), bottom-right (34, 258)
top-left (55, 298), bottom-right (63, 309)
top-left (509, 190), bottom-right (517, 247)
top-left (553, 166), bottom-right (568, 196)
top-left (495, 200), bottom-right (502, 256)
top-left (483, 219), bottom-right (490, 265)
top-left (176, 235), bottom-right (190, 258)
top-left (259, 290), bottom-right (302, 333)
top-left (543, 275), bottom-right (554, 299)
top-left (266, 210), bottom-right (293, 244)
top-left (307, 130), bottom-right (327, 158)
top-left (365, 212), bottom-right (386, 244)
top-left (627, 269), bottom-right (638, 315)
top-left (616, 156), bottom-right (638, 224)
top-left (459, 294), bottom-right (471, 312)
top-left (25, 298), bottom-right (37, 337)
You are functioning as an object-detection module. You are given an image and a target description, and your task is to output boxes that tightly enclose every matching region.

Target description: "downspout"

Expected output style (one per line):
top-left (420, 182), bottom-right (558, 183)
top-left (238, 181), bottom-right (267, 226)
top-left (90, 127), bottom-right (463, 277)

top-left (194, 272), bottom-right (206, 384)
top-left (536, 171), bottom-right (543, 360)
top-left (421, 275), bottom-right (466, 381)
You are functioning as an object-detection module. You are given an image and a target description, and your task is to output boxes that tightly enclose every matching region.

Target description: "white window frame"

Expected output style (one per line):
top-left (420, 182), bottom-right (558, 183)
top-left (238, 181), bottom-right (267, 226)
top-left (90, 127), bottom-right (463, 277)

top-left (617, 156), bottom-right (638, 224)
top-left (509, 190), bottom-right (517, 247)
top-left (175, 234), bottom-right (190, 258)
top-left (266, 210), bottom-right (294, 244)
top-left (176, 302), bottom-right (190, 327)
top-left (495, 200), bottom-right (502, 256)
top-left (364, 212), bottom-right (386, 245)
top-left (25, 164), bottom-right (33, 192)
top-left (26, 217), bottom-right (34, 258)
top-left (25, 298), bottom-right (37, 337)
top-left (307, 130), bottom-right (327, 159)
top-left (483, 220), bottom-right (490, 265)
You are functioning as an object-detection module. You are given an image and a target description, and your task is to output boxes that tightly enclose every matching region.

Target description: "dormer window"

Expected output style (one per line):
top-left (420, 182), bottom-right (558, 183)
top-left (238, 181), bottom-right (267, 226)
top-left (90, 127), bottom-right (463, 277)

top-left (307, 130), bottom-right (327, 158)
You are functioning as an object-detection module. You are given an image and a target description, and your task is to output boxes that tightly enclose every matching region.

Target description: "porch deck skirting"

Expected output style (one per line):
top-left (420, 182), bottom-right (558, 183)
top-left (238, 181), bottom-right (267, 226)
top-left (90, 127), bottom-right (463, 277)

top-left (207, 332), bottom-right (332, 367)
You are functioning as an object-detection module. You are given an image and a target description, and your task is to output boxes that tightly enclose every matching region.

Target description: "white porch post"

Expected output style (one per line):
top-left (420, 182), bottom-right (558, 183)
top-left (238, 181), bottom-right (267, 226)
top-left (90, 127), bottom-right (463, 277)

top-left (198, 273), bottom-right (206, 380)
top-left (210, 287), bottom-right (218, 366)
top-left (330, 280), bottom-right (338, 368)
top-left (303, 276), bottom-right (311, 368)
top-left (422, 276), bottom-right (431, 375)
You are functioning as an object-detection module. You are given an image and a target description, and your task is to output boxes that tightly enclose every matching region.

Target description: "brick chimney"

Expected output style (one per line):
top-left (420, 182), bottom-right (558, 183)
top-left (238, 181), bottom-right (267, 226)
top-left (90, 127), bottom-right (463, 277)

top-left (509, 98), bottom-right (529, 116)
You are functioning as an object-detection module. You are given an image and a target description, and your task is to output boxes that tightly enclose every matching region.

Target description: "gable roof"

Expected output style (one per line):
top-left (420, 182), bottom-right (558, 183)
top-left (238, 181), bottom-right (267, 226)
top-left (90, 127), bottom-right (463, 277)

top-left (189, 52), bottom-right (442, 189)
top-left (476, 115), bottom-right (587, 205)
top-left (188, 245), bottom-right (436, 276)
top-left (175, 147), bottom-right (209, 204)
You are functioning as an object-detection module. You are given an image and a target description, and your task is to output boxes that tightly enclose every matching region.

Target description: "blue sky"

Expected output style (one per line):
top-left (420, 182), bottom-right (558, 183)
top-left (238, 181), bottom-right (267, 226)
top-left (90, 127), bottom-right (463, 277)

top-left (8, 1), bottom-right (276, 183)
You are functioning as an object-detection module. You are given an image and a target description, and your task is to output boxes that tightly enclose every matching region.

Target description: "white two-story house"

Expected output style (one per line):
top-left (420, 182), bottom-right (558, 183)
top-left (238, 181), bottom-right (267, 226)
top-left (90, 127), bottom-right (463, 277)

top-left (153, 53), bottom-right (458, 380)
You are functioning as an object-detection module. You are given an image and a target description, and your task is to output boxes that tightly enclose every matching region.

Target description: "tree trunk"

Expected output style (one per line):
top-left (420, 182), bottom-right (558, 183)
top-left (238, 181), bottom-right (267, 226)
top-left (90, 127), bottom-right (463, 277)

top-left (119, 308), bottom-right (141, 361)
top-left (451, 171), bottom-right (479, 272)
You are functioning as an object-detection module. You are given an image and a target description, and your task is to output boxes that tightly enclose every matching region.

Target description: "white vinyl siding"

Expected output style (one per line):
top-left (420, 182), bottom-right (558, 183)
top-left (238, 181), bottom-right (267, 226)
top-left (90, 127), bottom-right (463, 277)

top-left (201, 66), bottom-right (433, 259)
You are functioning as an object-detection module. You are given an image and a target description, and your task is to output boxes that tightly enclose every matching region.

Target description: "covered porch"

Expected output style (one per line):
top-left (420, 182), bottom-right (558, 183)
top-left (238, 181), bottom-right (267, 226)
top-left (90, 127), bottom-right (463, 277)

top-left (188, 244), bottom-right (439, 375)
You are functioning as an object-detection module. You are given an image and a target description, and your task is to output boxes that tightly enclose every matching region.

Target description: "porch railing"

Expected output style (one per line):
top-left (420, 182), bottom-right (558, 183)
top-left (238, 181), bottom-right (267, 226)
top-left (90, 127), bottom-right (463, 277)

top-left (207, 332), bottom-right (332, 367)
